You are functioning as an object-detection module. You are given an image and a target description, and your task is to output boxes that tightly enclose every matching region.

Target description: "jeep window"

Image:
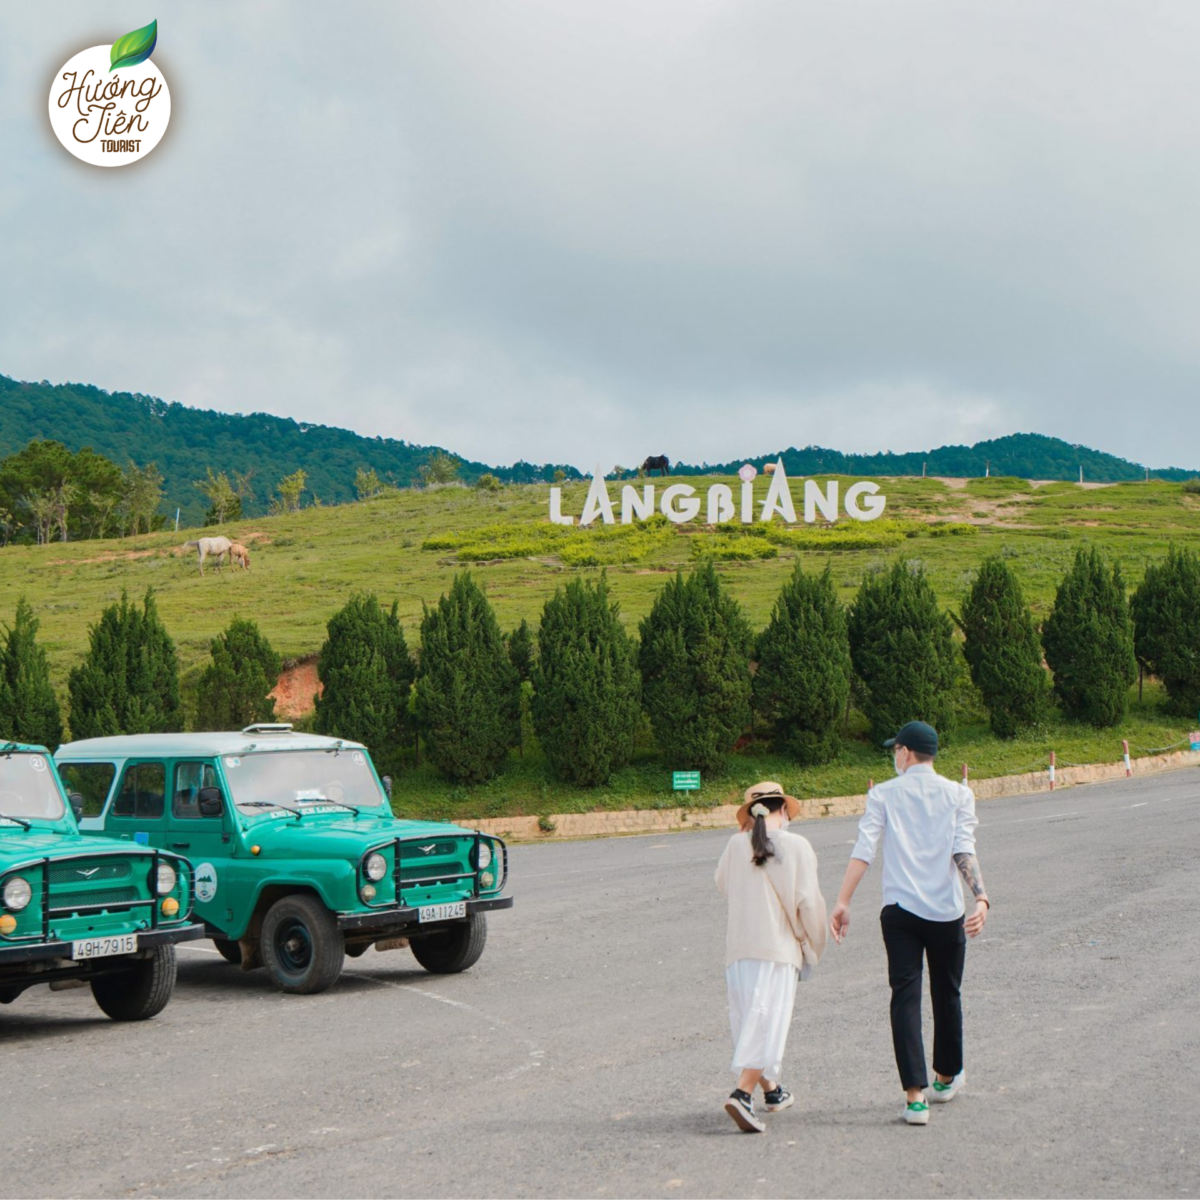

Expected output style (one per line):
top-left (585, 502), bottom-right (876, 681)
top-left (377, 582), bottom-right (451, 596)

top-left (223, 750), bottom-right (386, 811)
top-left (174, 762), bottom-right (220, 820)
top-left (111, 762), bottom-right (166, 820)
top-left (57, 762), bottom-right (116, 817)
top-left (0, 753), bottom-right (66, 821)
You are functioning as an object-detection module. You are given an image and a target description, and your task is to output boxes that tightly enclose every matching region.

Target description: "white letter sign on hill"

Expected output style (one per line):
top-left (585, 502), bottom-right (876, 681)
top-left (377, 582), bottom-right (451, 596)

top-left (551, 461), bottom-right (887, 527)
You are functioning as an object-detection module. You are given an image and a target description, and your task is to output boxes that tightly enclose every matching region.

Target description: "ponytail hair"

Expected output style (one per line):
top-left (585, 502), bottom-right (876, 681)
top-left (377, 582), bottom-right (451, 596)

top-left (749, 796), bottom-right (786, 866)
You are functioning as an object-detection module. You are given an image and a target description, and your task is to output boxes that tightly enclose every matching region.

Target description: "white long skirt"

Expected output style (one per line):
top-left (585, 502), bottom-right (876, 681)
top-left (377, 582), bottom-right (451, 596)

top-left (726, 959), bottom-right (797, 1080)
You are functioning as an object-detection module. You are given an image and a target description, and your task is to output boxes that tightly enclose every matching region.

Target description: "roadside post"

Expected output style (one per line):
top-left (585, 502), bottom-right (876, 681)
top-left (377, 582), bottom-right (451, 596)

top-left (1122, 740), bottom-right (1132, 777)
top-left (1049, 751), bottom-right (1056, 790)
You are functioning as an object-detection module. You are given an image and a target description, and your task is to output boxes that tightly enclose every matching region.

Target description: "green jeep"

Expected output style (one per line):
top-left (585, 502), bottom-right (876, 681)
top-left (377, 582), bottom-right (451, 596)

top-left (1, 741), bottom-right (202, 1021)
top-left (56, 726), bottom-right (512, 995)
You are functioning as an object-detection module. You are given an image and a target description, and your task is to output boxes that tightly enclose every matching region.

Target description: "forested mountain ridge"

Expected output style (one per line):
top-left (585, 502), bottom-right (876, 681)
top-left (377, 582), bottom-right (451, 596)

top-left (2, 374), bottom-right (1194, 530)
top-left (674, 432), bottom-right (1196, 483)
top-left (0, 375), bottom-right (584, 524)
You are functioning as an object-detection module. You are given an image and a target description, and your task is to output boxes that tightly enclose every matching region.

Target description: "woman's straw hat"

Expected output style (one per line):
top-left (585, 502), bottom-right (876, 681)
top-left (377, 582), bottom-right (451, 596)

top-left (736, 780), bottom-right (800, 831)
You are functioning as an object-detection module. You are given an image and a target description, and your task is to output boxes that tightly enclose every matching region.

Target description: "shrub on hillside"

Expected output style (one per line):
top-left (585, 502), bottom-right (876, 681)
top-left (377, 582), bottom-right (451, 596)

top-left (1041, 547), bottom-right (1137, 727)
top-left (67, 589), bottom-right (181, 738)
top-left (1131, 545), bottom-right (1200, 716)
top-left (848, 560), bottom-right (959, 744)
top-left (0, 598), bottom-right (63, 749)
top-left (958, 557), bottom-right (1049, 737)
top-left (532, 575), bottom-right (642, 786)
top-left (506, 619), bottom-right (535, 682)
top-left (639, 562), bottom-right (754, 775)
top-left (1182, 478), bottom-right (1200, 495)
top-left (753, 564), bottom-right (851, 765)
top-left (313, 594), bottom-right (415, 772)
top-left (194, 618), bottom-right (282, 732)
top-left (415, 573), bottom-right (520, 783)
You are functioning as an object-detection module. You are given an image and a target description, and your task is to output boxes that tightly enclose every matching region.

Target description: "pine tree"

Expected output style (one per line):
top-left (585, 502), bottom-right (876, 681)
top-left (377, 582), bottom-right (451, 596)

top-left (67, 589), bottom-right (181, 738)
top-left (848, 561), bottom-right (959, 744)
top-left (1042, 547), bottom-right (1137, 726)
top-left (753, 564), bottom-right (851, 764)
top-left (415, 573), bottom-right (520, 783)
top-left (639, 562), bottom-right (754, 775)
top-left (1131, 545), bottom-right (1200, 717)
top-left (959, 557), bottom-right (1050, 737)
top-left (194, 618), bottom-right (282, 731)
top-left (313, 594), bottom-right (415, 768)
top-left (507, 618), bottom-right (535, 682)
top-left (532, 574), bottom-right (642, 786)
top-left (0, 598), bottom-right (64, 749)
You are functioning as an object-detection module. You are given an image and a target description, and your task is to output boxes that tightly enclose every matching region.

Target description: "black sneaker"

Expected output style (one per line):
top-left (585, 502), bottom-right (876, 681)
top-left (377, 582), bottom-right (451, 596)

top-left (724, 1089), bottom-right (765, 1133)
top-left (762, 1084), bottom-right (794, 1112)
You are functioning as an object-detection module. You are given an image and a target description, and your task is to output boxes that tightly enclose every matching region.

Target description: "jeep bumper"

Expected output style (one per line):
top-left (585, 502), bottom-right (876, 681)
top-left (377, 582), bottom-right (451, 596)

top-left (336, 895), bottom-right (513, 935)
top-left (0, 922), bottom-right (205, 967)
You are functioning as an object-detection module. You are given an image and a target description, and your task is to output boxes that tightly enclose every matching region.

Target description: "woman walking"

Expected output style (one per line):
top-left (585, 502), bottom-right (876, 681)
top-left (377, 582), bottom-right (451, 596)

top-left (715, 781), bottom-right (827, 1132)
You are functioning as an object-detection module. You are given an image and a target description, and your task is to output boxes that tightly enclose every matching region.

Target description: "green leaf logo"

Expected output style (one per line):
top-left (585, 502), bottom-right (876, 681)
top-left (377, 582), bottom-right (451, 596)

top-left (109, 19), bottom-right (157, 72)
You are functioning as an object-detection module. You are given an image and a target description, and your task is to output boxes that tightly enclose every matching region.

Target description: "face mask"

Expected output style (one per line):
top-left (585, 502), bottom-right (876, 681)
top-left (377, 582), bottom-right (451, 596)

top-left (893, 752), bottom-right (905, 777)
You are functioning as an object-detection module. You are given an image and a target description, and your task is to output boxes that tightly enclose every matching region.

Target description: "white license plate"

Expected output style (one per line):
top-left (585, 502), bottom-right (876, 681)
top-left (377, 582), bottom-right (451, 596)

top-left (418, 902), bottom-right (466, 923)
top-left (71, 934), bottom-right (138, 960)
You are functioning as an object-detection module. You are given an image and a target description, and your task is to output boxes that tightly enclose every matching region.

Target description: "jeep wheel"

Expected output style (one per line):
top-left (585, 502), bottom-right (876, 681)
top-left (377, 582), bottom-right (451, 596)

top-left (410, 913), bottom-right (487, 974)
top-left (261, 895), bottom-right (344, 994)
top-left (91, 946), bottom-right (177, 1021)
top-left (213, 939), bottom-right (241, 965)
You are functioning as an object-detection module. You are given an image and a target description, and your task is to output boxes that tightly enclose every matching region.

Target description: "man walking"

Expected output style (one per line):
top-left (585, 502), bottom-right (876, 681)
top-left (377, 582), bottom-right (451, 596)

top-left (829, 721), bottom-right (990, 1125)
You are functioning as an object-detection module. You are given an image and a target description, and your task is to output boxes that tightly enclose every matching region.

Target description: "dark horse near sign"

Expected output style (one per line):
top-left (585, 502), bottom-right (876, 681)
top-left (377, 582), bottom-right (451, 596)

top-left (642, 455), bottom-right (671, 476)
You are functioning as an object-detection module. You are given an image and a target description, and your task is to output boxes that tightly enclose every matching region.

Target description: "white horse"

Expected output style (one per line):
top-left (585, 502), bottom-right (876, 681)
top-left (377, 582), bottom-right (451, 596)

top-left (183, 535), bottom-right (234, 575)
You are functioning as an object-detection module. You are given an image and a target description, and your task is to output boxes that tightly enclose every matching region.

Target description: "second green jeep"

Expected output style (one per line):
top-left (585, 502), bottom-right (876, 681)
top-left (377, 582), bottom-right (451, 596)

top-left (56, 725), bottom-right (512, 994)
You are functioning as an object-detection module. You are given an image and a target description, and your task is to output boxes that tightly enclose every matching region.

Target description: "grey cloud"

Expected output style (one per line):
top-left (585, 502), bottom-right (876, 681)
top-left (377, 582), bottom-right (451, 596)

top-left (2, 1), bottom-right (1199, 471)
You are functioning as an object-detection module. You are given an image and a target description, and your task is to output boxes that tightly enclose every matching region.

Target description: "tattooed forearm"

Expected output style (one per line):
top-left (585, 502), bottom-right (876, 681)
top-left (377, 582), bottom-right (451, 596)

top-left (953, 852), bottom-right (987, 900)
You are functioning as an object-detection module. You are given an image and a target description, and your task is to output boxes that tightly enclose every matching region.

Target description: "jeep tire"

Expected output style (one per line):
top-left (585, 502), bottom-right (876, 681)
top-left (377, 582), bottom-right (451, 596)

top-left (91, 946), bottom-right (177, 1021)
top-left (213, 938), bottom-right (241, 965)
top-left (410, 913), bottom-right (487, 974)
top-left (261, 895), bottom-right (345, 994)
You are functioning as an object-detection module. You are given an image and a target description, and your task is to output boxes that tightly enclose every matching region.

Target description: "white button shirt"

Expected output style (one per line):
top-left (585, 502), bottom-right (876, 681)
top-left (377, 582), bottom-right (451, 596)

top-left (850, 763), bottom-right (978, 922)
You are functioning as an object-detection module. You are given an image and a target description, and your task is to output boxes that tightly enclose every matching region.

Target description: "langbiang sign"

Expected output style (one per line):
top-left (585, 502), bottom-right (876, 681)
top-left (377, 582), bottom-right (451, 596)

top-left (549, 462), bottom-right (886, 526)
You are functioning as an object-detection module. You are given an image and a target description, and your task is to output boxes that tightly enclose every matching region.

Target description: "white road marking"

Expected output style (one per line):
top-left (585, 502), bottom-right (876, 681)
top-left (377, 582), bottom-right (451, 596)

top-left (179, 945), bottom-right (222, 955)
top-left (1125, 802), bottom-right (1148, 809)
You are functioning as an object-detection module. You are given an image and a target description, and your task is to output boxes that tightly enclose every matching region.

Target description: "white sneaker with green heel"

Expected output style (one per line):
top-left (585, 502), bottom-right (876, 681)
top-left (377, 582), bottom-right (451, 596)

top-left (929, 1070), bottom-right (966, 1103)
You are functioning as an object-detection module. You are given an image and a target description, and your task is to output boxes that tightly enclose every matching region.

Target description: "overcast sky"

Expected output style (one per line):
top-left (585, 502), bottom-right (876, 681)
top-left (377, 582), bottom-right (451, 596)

top-left (4, 2), bottom-right (1200, 470)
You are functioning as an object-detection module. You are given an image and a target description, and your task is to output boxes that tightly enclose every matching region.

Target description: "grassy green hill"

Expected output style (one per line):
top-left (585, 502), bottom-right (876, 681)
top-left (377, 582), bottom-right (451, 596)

top-left (3, 472), bottom-right (1198, 821)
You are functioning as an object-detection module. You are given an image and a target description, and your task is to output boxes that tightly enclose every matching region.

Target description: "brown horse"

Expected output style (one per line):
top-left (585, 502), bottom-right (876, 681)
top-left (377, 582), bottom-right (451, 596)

top-left (229, 543), bottom-right (251, 570)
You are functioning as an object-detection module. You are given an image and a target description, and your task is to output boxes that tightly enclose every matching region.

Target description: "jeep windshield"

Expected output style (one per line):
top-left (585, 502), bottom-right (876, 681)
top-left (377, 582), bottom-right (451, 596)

top-left (0, 751), bottom-right (66, 822)
top-left (223, 749), bottom-right (386, 813)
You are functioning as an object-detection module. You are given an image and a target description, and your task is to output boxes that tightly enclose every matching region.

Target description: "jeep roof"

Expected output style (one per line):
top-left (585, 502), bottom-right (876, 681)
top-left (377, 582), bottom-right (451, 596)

top-left (57, 729), bottom-right (368, 759)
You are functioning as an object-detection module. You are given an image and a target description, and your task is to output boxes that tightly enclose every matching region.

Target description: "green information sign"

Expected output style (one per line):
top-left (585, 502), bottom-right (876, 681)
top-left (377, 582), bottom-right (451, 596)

top-left (672, 770), bottom-right (701, 791)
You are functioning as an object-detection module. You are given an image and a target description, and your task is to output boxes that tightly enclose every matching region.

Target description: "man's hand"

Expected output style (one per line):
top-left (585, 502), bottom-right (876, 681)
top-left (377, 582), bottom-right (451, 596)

top-left (964, 898), bottom-right (988, 938)
top-left (830, 902), bottom-right (851, 943)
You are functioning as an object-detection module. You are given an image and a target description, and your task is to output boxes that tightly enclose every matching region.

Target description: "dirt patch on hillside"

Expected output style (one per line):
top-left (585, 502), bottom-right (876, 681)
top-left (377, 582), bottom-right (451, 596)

top-left (271, 656), bottom-right (321, 718)
top-left (50, 548), bottom-right (161, 566)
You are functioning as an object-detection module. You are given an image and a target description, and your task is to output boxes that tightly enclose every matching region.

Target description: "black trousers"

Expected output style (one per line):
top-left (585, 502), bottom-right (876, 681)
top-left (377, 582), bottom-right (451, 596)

top-left (879, 903), bottom-right (967, 1090)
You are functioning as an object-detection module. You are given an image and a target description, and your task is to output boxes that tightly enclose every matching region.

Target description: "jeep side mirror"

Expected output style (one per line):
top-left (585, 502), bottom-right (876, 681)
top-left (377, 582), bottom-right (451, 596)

top-left (197, 786), bottom-right (224, 817)
top-left (69, 792), bottom-right (84, 821)
top-left (382, 775), bottom-right (393, 800)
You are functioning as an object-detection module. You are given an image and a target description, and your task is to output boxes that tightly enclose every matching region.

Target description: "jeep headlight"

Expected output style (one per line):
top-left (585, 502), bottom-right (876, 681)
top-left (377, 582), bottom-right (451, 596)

top-left (2, 877), bottom-right (32, 911)
top-left (155, 863), bottom-right (177, 896)
top-left (477, 841), bottom-right (492, 870)
top-left (364, 852), bottom-right (387, 882)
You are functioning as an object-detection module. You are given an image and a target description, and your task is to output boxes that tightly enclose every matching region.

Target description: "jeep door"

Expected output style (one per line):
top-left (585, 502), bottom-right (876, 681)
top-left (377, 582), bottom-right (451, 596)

top-left (168, 760), bottom-right (229, 923)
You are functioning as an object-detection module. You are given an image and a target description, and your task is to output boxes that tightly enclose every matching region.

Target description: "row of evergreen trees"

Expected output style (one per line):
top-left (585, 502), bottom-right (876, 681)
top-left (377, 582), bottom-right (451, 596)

top-left (2, 545), bottom-right (1199, 784)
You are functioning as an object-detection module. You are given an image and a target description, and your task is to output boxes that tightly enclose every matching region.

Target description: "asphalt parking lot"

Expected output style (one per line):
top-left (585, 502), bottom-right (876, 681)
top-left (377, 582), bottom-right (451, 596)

top-left (2, 768), bottom-right (1198, 1199)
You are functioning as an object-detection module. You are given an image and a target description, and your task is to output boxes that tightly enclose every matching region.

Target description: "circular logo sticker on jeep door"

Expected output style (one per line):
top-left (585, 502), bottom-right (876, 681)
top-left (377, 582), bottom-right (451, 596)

top-left (194, 862), bottom-right (218, 903)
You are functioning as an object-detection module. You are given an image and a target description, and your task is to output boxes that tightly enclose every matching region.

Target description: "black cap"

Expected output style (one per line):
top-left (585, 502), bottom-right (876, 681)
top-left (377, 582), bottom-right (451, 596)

top-left (884, 720), bottom-right (939, 756)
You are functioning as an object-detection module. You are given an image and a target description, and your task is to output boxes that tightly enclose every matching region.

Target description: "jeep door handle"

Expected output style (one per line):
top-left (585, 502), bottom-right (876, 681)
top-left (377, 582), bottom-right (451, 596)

top-left (170, 841), bottom-right (191, 849)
